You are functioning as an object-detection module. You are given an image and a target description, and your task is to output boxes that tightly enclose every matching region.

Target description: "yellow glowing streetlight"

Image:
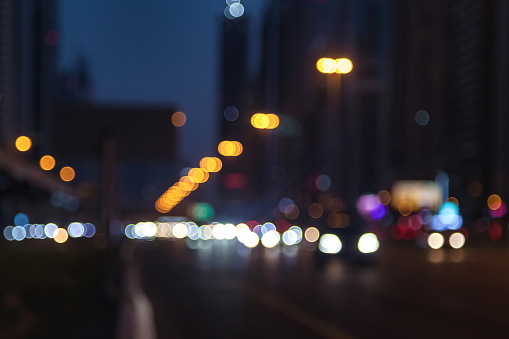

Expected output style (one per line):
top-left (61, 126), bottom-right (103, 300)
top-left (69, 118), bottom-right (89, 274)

top-left (316, 57), bottom-right (353, 74)
top-left (188, 168), bottom-right (209, 183)
top-left (199, 157), bottom-right (222, 172)
top-left (218, 140), bottom-right (243, 156)
top-left (251, 113), bottom-right (279, 129)
top-left (316, 57), bottom-right (353, 187)
top-left (334, 58), bottom-right (353, 74)
top-left (316, 58), bottom-right (335, 74)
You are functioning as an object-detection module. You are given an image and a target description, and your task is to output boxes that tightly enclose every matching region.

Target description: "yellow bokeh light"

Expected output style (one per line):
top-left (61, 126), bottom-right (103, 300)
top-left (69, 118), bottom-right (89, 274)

top-left (233, 141), bottom-right (243, 155)
top-left (253, 113), bottom-right (269, 129)
top-left (335, 58), bottom-right (353, 74)
top-left (487, 194), bottom-right (502, 210)
top-left (179, 176), bottom-right (198, 191)
top-left (316, 58), bottom-right (335, 74)
top-left (60, 166), bottom-right (75, 182)
top-left (163, 190), bottom-right (179, 202)
top-left (40, 155), bottom-right (56, 171)
top-left (266, 114), bottom-right (280, 129)
top-left (316, 58), bottom-right (326, 73)
top-left (317, 58), bottom-right (352, 74)
top-left (200, 157), bottom-right (212, 171)
top-left (219, 141), bottom-right (234, 156)
top-left (200, 157), bottom-right (222, 172)
top-left (15, 136), bottom-right (32, 152)
top-left (172, 111), bottom-right (186, 127)
top-left (155, 200), bottom-right (170, 213)
top-left (164, 196), bottom-right (178, 206)
top-left (173, 184), bottom-right (190, 198)
top-left (251, 113), bottom-right (279, 129)
top-left (218, 141), bottom-right (243, 156)
top-left (188, 168), bottom-right (209, 183)
top-left (200, 157), bottom-right (213, 171)
top-left (53, 228), bottom-right (68, 243)
top-left (170, 185), bottom-right (184, 197)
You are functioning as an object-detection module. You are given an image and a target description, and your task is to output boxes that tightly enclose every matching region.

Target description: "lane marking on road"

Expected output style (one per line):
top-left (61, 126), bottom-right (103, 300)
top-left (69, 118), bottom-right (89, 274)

top-left (241, 281), bottom-right (355, 339)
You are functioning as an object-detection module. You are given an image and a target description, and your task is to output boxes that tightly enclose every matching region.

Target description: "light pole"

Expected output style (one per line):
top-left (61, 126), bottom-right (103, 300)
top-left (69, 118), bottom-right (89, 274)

top-left (316, 57), bottom-right (353, 194)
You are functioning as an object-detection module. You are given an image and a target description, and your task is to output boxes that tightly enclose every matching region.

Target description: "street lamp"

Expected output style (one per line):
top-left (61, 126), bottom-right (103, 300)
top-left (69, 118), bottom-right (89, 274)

top-left (218, 140), bottom-right (243, 156)
top-left (316, 58), bottom-right (353, 74)
top-left (251, 113), bottom-right (280, 129)
top-left (316, 57), bottom-right (353, 193)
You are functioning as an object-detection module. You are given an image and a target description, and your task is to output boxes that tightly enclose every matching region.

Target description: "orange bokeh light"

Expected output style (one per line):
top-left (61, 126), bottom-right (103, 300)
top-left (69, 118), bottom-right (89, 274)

top-left (251, 113), bottom-right (279, 129)
top-left (60, 166), bottom-right (75, 182)
top-left (488, 194), bottom-right (502, 210)
top-left (200, 157), bottom-right (222, 172)
top-left (15, 136), bottom-right (32, 152)
top-left (40, 155), bottom-right (56, 171)
top-left (53, 228), bottom-right (68, 243)
top-left (172, 111), bottom-right (186, 127)
top-left (218, 141), bottom-right (243, 156)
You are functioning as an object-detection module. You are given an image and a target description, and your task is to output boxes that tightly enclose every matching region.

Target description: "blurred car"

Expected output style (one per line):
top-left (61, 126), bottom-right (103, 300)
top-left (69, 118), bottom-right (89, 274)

top-left (315, 220), bottom-right (380, 267)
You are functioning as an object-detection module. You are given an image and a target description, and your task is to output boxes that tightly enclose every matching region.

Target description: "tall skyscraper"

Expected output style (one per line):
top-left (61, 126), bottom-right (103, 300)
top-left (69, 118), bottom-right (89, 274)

top-left (257, 0), bottom-right (392, 207)
top-left (388, 0), bottom-right (497, 222)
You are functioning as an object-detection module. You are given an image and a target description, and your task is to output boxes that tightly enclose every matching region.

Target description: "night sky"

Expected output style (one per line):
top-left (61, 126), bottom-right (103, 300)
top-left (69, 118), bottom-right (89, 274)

top-left (58, 0), bottom-right (268, 163)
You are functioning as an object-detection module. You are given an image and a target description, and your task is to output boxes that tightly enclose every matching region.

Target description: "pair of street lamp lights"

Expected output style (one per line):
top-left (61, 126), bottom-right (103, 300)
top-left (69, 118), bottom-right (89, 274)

top-left (315, 57), bottom-right (353, 192)
top-left (316, 58), bottom-right (353, 74)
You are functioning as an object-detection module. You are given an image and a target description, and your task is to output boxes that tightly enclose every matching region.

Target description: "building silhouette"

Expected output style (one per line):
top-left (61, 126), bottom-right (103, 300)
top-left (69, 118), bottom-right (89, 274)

top-left (218, 0), bottom-right (509, 230)
top-left (0, 1), bottom-right (180, 227)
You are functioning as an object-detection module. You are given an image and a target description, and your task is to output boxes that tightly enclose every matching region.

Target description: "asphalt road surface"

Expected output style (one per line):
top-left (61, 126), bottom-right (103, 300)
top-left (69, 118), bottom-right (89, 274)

top-left (135, 239), bottom-right (509, 339)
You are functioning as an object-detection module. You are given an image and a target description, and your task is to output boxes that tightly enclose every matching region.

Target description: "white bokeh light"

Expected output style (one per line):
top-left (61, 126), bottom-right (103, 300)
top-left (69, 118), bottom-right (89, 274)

top-left (449, 232), bottom-right (465, 249)
top-left (68, 222), bottom-right (85, 238)
top-left (357, 233), bottom-right (379, 253)
top-left (318, 234), bottom-right (342, 254)
top-left (261, 230), bottom-right (280, 248)
top-left (428, 232), bottom-right (444, 249)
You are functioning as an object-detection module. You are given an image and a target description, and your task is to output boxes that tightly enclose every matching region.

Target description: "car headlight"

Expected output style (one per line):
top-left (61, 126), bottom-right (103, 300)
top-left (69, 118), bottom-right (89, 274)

top-left (318, 234), bottom-right (342, 254)
top-left (358, 233), bottom-right (379, 253)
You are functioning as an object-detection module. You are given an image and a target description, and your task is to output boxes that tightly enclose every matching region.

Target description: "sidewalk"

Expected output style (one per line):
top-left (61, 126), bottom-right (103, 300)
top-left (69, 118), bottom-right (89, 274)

top-left (0, 241), bottom-right (120, 338)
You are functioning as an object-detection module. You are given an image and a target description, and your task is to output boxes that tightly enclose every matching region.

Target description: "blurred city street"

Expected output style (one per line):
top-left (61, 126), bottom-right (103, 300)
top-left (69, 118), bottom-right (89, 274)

top-left (134, 237), bottom-right (509, 339)
top-left (3, 0), bottom-right (509, 337)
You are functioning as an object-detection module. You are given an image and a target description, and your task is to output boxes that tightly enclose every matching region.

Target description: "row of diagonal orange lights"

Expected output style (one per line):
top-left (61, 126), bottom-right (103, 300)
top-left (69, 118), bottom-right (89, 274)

top-left (155, 157), bottom-right (223, 213)
top-left (158, 109), bottom-right (280, 214)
